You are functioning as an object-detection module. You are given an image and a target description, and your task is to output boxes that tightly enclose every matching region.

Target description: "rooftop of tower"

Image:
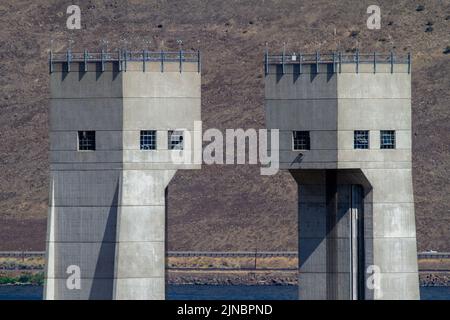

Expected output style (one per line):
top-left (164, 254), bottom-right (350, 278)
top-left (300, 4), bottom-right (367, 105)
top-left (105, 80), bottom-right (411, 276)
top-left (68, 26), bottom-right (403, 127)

top-left (49, 49), bottom-right (201, 73)
top-left (264, 51), bottom-right (411, 74)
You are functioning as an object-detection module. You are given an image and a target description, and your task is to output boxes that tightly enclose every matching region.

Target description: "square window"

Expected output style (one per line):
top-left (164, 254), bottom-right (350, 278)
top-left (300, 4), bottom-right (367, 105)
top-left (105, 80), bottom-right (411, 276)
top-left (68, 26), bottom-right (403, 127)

top-left (354, 130), bottom-right (369, 149)
top-left (78, 131), bottom-right (95, 151)
top-left (140, 130), bottom-right (157, 150)
top-left (380, 130), bottom-right (395, 149)
top-left (293, 131), bottom-right (310, 150)
top-left (168, 130), bottom-right (184, 150)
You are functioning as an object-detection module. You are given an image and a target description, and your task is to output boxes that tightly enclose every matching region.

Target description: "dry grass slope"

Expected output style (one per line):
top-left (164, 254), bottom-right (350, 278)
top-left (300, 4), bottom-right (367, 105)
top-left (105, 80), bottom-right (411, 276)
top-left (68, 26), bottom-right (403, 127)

top-left (0, 0), bottom-right (448, 251)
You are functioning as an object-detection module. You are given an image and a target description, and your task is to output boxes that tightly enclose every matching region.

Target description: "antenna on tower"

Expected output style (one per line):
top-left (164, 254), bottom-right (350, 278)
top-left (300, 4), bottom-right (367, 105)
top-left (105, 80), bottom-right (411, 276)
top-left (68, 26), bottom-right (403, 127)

top-left (264, 42), bottom-right (269, 76)
top-left (122, 38), bottom-right (129, 51)
top-left (101, 39), bottom-right (109, 52)
top-left (177, 40), bottom-right (183, 73)
top-left (68, 37), bottom-right (74, 51)
top-left (49, 38), bottom-right (54, 73)
top-left (144, 39), bottom-right (152, 50)
top-left (388, 34), bottom-right (395, 50)
top-left (177, 39), bottom-right (183, 51)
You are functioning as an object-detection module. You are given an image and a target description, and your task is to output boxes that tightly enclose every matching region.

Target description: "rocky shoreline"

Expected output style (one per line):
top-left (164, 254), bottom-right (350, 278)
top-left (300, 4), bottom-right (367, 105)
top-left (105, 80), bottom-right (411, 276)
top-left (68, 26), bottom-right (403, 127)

top-left (1, 255), bottom-right (449, 287)
top-left (419, 273), bottom-right (450, 287)
top-left (167, 270), bottom-right (449, 287)
top-left (0, 271), bottom-right (447, 287)
top-left (168, 271), bottom-right (297, 286)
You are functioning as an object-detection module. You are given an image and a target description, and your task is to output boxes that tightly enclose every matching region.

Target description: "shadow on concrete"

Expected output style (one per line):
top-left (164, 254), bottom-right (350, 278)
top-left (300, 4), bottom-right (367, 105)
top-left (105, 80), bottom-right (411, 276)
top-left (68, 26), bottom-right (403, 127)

top-left (293, 64), bottom-right (301, 82)
top-left (78, 63), bottom-right (86, 81)
top-left (276, 64), bottom-right (284, 83)
top-left (95, 63), bottom-right (103, 81)
top-left (89, 182), bottom-right (118, 299)
top-left (309, 64), bottom-right (317, 82)
top-left (326, 64), bottom-right (334, 82)
top-left (291, 169), bottom-right (373, 299)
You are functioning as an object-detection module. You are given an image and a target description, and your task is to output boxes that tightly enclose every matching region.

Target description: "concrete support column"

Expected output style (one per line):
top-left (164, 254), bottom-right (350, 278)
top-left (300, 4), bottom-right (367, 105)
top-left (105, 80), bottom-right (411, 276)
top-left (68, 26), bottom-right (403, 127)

top-left (294, 169), bottom-right (368, 300)
top-left (45, 59), bottom-right (201, 300)
top-left (325, 170), bottom-right (339, 299)
top-left (44, 170), bottom-right (121, 300)
top-left (362, 168), bottom-right (419, 299)
top-left (293, 170), bottom-right (353, 300)
top-left (113, 169), bottom-right (175, 300)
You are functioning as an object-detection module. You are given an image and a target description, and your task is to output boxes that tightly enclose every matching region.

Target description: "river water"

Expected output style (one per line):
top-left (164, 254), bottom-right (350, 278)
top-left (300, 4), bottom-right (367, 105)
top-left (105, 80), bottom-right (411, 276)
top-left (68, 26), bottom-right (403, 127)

top-left (0, 285), bottom-right (448, 300)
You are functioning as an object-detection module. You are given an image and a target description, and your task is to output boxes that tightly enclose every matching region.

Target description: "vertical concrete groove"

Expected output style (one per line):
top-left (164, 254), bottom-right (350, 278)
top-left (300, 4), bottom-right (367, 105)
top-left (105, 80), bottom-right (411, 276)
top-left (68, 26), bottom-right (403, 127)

top-left (325, 170), bottom-right (338, 300)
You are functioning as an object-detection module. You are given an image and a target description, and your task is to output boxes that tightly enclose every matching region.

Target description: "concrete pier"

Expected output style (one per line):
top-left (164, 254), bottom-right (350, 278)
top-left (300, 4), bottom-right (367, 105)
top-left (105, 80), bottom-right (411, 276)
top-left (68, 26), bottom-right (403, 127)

top-left (265, 52), bottom-right (419, 299)
top-left (44, 51), bottom-right (201, 299)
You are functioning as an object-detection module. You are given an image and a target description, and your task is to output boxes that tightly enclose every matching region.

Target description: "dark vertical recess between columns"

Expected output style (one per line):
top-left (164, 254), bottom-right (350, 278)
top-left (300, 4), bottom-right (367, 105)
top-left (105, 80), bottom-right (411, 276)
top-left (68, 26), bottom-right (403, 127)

top-left (326, 169), bottom-right (338, 300)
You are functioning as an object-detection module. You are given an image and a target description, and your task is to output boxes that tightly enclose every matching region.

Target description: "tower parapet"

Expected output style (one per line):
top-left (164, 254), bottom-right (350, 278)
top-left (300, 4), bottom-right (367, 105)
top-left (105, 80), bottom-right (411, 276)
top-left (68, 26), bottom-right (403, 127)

top-left (265, 51), bottom-right (419, 300)
top-left (44, 49), bottom-right (201, 300)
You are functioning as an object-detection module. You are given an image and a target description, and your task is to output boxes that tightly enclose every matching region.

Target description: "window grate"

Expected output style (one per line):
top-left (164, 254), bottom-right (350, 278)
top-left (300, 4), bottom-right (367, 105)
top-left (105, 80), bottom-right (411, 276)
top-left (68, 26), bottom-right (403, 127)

top-left (380, 130), bottom-right (395, 149)
top-left (354, 130), bottom-right (369, 149)
top-left (293, 131), bottom-right (310, 150)
top-left (168, 130), bottom-right (184, 150)
top-left (78, 131), bottom-right (95, 151)
top-left (140, 130), bottom-right (157, 150)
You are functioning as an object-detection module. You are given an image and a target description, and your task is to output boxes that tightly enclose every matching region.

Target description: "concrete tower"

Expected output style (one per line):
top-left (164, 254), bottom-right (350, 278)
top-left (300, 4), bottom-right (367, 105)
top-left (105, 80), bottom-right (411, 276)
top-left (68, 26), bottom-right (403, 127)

top-left (44, 50), bottom-right (201, 299)
top-left (264, 51), bottom-right (419, 299)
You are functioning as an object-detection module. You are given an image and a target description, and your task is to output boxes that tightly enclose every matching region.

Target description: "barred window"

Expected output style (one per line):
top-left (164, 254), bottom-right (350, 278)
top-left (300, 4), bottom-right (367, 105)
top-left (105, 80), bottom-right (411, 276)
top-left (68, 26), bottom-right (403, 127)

top-left (380, 130), bottom-right (395, 149)
top-left (78, 131), bottom-right (95, 151)
top-left (140, 130), bottom-right (157, 150)
top-left (168, 130), bottom-right (184, 150)
top-left (293, 131), bottom-right (310, 150)
top-left (354, 130), bottom-right (369, 149)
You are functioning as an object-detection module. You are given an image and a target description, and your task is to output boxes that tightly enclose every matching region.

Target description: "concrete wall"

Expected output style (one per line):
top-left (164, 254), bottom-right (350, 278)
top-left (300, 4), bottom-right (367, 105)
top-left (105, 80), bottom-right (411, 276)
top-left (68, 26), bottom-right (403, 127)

top-left (336, 64), bottom-right (418, 299)
top-left (265, 61), bottom-right (419, 299)
top-left (45, 61), bottom-right (201, 300)
top-left (265, 64), bottom-right (338, 169)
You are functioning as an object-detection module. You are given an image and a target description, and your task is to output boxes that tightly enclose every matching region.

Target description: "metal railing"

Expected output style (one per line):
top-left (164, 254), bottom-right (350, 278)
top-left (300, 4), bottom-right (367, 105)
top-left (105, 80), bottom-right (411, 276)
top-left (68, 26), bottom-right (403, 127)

top-left (49, 49), bottom-right (201, 73)
top-left (418, 252), bottom-right (450, 259)
top-left (0, 251), bottom-right (46, 258)
top-left (2, 251), bottom-right (448, 259)
top-left (167, 251), bottom-right (298, 257)
top-left (264, 50), bottom-right (411, 75)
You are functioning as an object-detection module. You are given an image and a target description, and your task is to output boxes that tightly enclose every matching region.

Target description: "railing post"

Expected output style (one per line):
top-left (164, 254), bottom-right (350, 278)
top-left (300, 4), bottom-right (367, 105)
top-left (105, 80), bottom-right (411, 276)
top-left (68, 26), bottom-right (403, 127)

top-left (118, 49), bottom-right (122, 72)
top-left (373, 52), bottom-right (376, 73)
top-left (264, 47), bottom-right (268, 76)
top-left (299, 52), bottom-right (302, 74)
top-left (143, 50), bottom-right (146, 72)
top-left (49, 50), bottom-right (53, 74)
top-left (281, 47), bottom-right (285, 75)
top-left (390, 51), bottom-right (394, 74)
top-left (84, 49), bottom-right (88, 72)
top-left (315, 51), bottom-right (319, 73)
top-left (179, 49), bottom-right (183, 73)
top-left (124, 49), bottom-right (128, 72)
top-left (101, 49), bottom-right (105, 72)
top-left (332, 52), bottom-right (336, 73)
top-left (66, 48), bottom-right (71, 72)
top-left (197, 50), bottom-right (201, 73)
top-left (407, 52), bottom-right (411, 74)
top-left (338, 51), bottom-right (342, 73)
top-left (160, 50), bottom-right (164, 72)
top-left (355, 49), bottom-right (359, 74)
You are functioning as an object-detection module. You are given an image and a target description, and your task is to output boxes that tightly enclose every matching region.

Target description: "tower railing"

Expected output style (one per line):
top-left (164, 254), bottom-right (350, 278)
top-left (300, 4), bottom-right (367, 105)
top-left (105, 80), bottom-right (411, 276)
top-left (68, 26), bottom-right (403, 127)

top-left (264, 51), bottom-right (411, 75)
top-left (49, 49), bottom-right (201, 73)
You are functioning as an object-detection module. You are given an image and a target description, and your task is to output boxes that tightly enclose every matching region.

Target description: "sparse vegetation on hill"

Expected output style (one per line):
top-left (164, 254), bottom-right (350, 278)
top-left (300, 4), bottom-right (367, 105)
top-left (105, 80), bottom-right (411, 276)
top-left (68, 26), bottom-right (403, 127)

top-left (0, 0), bottom-right (449, 251)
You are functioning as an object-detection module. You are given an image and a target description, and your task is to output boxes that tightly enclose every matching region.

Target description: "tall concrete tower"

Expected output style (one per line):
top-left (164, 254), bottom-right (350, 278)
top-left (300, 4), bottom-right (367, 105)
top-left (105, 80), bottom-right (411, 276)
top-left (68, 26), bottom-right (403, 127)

top-left (44, 50), bottom-right (201, 299)
top-left (264, 51), bottom-right (419, 299)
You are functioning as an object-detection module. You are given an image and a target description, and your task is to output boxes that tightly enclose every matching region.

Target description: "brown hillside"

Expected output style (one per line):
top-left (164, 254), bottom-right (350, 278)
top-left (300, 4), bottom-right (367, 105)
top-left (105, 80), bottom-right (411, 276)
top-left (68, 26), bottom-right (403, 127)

top-left (0, 0), bottom-right (449, 251)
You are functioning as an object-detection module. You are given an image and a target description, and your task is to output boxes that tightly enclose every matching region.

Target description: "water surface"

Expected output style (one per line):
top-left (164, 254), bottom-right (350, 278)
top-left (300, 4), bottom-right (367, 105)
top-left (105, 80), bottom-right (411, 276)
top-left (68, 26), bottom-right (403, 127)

top-left (0, 285), bottom-right (448, 300)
